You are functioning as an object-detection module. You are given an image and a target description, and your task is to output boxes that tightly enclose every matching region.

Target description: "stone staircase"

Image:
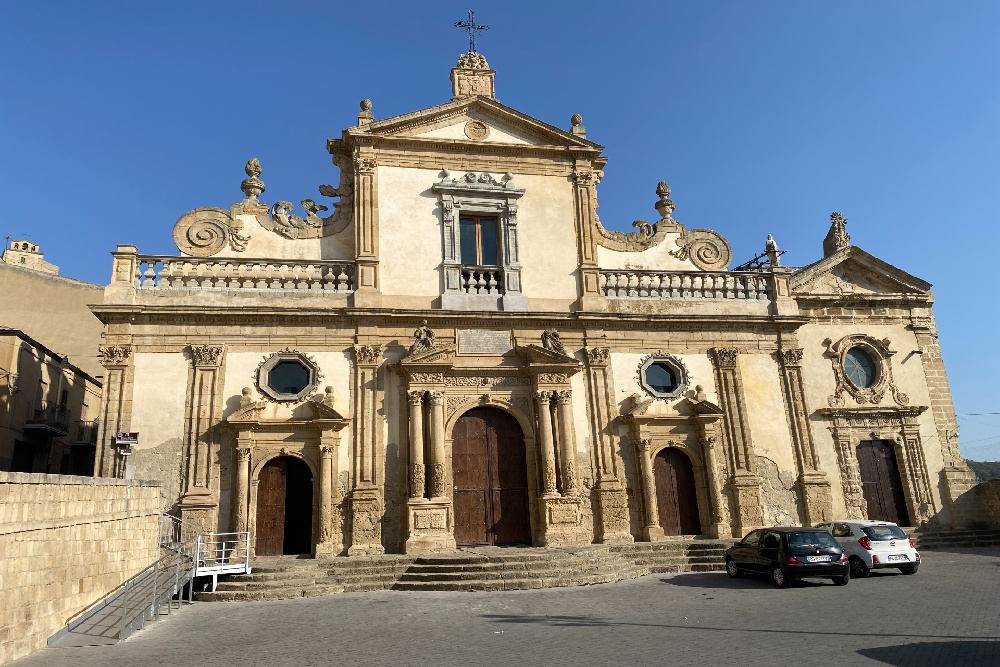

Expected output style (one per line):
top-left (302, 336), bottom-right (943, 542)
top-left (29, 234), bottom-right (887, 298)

top-left (196, 540), bottom-right (728, 602)
top-left (911, 527), bottom-right (1000, 550)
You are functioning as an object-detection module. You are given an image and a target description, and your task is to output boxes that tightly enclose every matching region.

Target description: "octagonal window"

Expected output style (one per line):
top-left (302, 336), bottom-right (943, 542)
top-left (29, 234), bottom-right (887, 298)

top-left (268, 361), bottom-right (310, 396)
top-left (638, 354), bottom-right (688, 399)
top-left (644, 363), bottom-right (678, 394)
top-left (844, 347), bottom-right (877, 389)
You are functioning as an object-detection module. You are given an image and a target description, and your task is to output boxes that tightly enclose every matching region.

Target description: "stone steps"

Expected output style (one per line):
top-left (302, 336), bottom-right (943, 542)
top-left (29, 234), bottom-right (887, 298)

top-left (912, 528), bottom-right (1000, 549)
top-left (196, 540), bottom-right (729, 601)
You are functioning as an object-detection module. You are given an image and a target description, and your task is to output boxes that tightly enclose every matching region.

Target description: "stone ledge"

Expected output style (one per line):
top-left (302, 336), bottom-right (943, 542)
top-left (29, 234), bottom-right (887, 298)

top-left (0, 472), bottom-right (161, 487)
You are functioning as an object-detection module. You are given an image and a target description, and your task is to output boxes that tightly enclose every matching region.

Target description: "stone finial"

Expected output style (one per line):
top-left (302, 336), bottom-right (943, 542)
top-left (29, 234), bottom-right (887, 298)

top-left (358, 99), bottom-right (374, 127)
top-left (457, 51), bottom-right (489, 70)
top-left (570, 114), bottom-right (586, 138)
top-left (452, 53), bottom-right (495, 100)
top-left (323, 386), bottom-right (335, 406)
top-left (765, 234), bottom-right (781, 267)
top-left (694, 385), bottom-right (707, 402)
top-left (240, 158), bottom-right (266, 201)
top-left (240, 387), bottom-right (253, 407)
top-left (654, 181), bottom-right (675, 220)
top-left (823, 211), bottom-right (851, 258)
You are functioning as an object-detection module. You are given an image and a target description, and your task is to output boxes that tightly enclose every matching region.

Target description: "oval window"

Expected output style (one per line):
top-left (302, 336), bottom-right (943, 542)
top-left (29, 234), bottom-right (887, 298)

top-left (643, 362), bottom-right (678, 394)
top-left (844, 347), bottom-right (877, 389)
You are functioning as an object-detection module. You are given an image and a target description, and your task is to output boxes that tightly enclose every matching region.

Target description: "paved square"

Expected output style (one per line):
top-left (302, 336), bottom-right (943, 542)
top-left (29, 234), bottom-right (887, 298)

top-left (15, 547), bottom-right (1000, 667)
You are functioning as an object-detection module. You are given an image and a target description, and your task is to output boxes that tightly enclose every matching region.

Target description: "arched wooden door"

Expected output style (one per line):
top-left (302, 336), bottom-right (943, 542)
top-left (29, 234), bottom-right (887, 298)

top-left (452, 407), bottom-right (531, 546)
top-left (255, 456), bottom-right (314, 556)
top-left (856, 440), bottom-right (910, 525)
top-left (653, 447), bottom-right (702, 536)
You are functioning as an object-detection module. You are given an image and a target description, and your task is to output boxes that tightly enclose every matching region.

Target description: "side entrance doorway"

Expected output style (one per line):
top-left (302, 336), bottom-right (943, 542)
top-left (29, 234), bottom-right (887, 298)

top-left (255, 456), bottom-right (314, 556)
top-left (653, 447), bottom-right (702, 536)
top-left (452, 407), bottom-right (532, 546)
top-left (856, 440), bottom-right (911, 526)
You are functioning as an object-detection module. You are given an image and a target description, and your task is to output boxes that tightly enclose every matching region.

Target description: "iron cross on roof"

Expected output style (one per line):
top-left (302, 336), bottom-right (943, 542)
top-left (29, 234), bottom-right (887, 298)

top-left (454, 10), bottom-right (489, 53)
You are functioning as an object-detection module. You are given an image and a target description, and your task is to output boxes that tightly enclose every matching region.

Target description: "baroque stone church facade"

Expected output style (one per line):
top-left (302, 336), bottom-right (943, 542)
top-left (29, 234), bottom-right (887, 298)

top-left (91, 53), bottom-right (976, 557)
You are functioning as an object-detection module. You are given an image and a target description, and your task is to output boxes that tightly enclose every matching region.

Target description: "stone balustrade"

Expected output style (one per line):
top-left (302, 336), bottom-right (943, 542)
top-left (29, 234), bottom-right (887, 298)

top-left (133, 256), bottom-right (355, 292)
top-left (599, 270), bottom-right (771, 300)
top-left (461, 265), bottom-right (504, 295)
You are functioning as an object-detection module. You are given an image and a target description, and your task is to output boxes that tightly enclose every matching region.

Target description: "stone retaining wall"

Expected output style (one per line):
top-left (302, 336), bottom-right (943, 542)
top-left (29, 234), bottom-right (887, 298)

top-left (0, 472), bottom-right (161, 666)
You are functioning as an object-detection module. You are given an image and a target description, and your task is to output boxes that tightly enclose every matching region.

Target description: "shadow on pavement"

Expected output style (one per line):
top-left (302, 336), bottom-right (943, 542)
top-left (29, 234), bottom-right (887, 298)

top-left (857, 640), bottom-right (1000, 666)
top-left (658, 573), bottom-right (836, 589)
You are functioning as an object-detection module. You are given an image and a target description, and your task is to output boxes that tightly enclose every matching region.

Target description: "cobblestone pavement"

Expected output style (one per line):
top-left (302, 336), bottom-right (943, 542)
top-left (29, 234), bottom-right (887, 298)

top-left (15, 547), bottom-right (1000, 667)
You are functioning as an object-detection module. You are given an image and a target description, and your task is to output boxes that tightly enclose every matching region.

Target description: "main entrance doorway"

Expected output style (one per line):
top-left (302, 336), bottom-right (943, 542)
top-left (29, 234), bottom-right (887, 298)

top-left (255, 456), bottom-right (314, 556)
top-left (856, 440), bottom-right (910, 525)
top-left (452, 407), bottom-right (531, 546)
top-left (653, 447), bottom-right (702, 536)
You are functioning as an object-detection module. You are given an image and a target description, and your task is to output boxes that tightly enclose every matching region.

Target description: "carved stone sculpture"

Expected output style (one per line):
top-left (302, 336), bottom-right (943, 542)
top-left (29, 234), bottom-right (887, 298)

top-left (173, 207), bottom-right (250, 257)
top-left (541, 328), bottom-right (567, 356)
top-left (99, 345), bottom-right (132, 367)
top-left (670, 228), bottom-right (732, 271)
top-left (240, 158), bottom-right (266, 201)
top-left (409, 320), bottom-right (437, 355)
top-left (457, 51), bottom-right (489, 70)
top-left (823, 212), bottom-right (851, 258)
top-left (252, 155), bottom-right (354, 240)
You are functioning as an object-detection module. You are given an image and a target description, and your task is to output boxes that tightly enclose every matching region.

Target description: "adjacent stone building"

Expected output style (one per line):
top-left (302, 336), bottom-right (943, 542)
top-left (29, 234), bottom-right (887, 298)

top-left (90, 53), bottom-right (976, 557)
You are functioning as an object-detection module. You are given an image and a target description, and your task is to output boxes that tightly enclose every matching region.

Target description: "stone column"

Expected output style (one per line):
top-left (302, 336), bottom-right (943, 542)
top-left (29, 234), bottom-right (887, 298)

top-left (571, 168), bottom-right (604, 310)
top-left (179, 344), bottom-right (225, 534)
top-left (408, 391), bottom-right (426, 499)
top-left (777, 347), bottom-right (832, 526)
top-left (351, 147), bottom-right (381, 307)
top-left (638, 439), bottom-right (664, 541)
top-left (95, 345), bottom-right (133, 477)
top-left (427, 391), bottom-right (447, 498)
top-left (349, 343), bottom-right (384, 556)
top-left (554, 390), bottom-right (579, 495)
top-left (584, 345), bottom-right (632, 544)
top-left (315, 443), bottom-right (339, 557)
top-left (698, 432), bottom-right (729, 538)
top-left (233, 443), bottom-right (251, 533)
top-left (710, 347), bottom-right (765, 535)
top-left (535, 390), bottom-right (558, 497)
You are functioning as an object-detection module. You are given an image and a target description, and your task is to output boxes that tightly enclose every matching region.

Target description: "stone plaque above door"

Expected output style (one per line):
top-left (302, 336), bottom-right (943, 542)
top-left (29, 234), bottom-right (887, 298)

top-left (458, 330), bottom-right (513, 355)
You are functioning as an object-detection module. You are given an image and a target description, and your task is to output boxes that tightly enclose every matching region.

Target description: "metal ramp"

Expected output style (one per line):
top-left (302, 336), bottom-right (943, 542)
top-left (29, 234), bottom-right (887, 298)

top-left (47, 515), bottom-right (250, 647)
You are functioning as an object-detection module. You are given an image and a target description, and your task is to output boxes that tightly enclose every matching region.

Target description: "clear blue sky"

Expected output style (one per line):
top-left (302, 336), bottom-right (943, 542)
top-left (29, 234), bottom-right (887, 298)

top-left (2, 1), bottom-right (997, 458)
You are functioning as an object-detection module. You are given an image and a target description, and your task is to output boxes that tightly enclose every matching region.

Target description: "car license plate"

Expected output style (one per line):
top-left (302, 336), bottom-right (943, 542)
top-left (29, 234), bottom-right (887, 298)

top-left (805, 555), bottom-right (831, 563)
top-left (887, 555), bottom-right (908, 562)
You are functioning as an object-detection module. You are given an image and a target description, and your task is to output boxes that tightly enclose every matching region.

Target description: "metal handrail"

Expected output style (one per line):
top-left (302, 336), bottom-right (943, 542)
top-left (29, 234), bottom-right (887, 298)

top-left (194, 531), bottom-right (252, 591)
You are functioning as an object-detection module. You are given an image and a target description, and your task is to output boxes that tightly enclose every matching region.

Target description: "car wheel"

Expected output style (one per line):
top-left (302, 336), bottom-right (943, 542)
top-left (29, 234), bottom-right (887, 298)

top-left (771, 565), bottom-right (788, 588)
top-left (725, 558), bottom-right (742, 578)
top-left (833, 573), bottom-right (850, 586)
top-left (849, 556), bottom-right (871, 578)
top-left (900, 565), bottom-right (918, 575)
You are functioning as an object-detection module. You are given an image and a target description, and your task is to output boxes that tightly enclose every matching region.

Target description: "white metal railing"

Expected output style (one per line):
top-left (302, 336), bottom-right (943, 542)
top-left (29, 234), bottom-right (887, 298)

top-left (158, 514), bottom-right (201, 553)
top-left (193, 531), bottom-right (252, 591)
top-left (133, 255), bottom-right (355, 292)
top-left (461, 265), bottom-right (504, 295)
top-left (599, 270), bottom-right (771, 300)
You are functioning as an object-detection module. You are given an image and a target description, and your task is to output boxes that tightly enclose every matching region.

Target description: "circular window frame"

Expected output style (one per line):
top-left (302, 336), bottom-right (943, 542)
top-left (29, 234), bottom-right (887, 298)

top-left (256, 350), bottom-right (321, 403)
top-left (637, 353), bottom-right (690, 400)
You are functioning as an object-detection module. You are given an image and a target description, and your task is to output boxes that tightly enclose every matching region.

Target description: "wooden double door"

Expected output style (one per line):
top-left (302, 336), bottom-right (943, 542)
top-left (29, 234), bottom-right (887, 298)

top-left (452, 408), bottom-right (532, 546)
top-left (255, 456), bottom-right (314, 556)
top-left (653, 447), bottom-right (702, 536)
top-left (857, 440), bottom-right (911, 526)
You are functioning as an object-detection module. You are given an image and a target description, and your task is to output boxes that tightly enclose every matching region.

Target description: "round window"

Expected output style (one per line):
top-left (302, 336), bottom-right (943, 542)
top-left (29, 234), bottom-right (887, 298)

top-left (268, 361), bottom-right (310, 396)
top-left (844, 347), bottom-right (877, 388)
top-left (644, 362), bottom-right (678, 394)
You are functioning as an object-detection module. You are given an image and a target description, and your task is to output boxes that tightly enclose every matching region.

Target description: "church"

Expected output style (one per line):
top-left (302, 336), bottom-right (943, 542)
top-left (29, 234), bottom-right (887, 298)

top-left (90, 49), bottom-right (977, 558)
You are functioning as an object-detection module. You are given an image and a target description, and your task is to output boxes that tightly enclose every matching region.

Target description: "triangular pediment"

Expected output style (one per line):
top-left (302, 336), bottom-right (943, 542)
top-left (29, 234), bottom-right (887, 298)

top-left (360, 98), bottom-right (601, 150)
top-left (515, 343), bottom-right (581, 367)
top-left (400, 344), bottom-right (457, 365)
top-left (790, 247), bottom-right (931, 297)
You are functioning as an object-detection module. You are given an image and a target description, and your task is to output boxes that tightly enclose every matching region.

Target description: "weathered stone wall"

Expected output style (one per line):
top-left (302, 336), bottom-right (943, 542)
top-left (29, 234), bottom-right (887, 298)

top-left (0, 473), bottom-right (161, 666)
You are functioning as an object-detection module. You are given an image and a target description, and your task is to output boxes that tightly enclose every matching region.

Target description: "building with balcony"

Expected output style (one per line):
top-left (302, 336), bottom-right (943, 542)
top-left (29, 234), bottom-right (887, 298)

top-left (0, 328), bottom-right (102, 475)
top-left (90, 53), bottom-right (976, 556)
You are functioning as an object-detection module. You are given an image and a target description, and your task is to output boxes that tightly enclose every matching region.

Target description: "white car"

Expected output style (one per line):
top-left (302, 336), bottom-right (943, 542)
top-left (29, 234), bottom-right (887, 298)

top-left (816, 520), bottom-right (920, 578)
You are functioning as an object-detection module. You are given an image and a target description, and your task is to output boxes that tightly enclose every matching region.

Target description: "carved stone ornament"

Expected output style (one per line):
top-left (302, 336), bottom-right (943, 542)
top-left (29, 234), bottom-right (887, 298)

top-left (255, 349), bottom-right (322, 403)
top-left (670, 228), bottom-right (732, 271)
top-left (189, 344), bottom-right (224, 368)
top-left (408, 320), bottom-right (437, 356)
top-left (240, 158), bottom-right (266, 201)
top-left (824, 335), bottom-right (909, 407)
top-left (637, 352), bottom-right (690, 400)
top-left (540, 328), bottom-right (567, 356)
top-left (595, 181), bottom-right (680, 253)
top-left (253, 155), bottom-right (353, 240)
top-left (538, 373), bottom-right (569, 384)
top-left (586, 347), bottom-right (610, 366)
top-left (354, 344), bottom-right (383, 366)
top-left (780, 348), bottom-right (804, 368)
top-left (464, 120), bottom-right (490, 140)
top-left (409, 372), bottom-right (444, 384)
top-left (457, 51), bottom-right (489, 70)
top-left (99, 345), bottom-right (132, 367)
top-left (710, 347), bottom-right (739, 369)
top-left (823, 211), bottom-right (851, 258)
top-left (445, 375), bottom-right (531, 387)
top-left (173, 207), bottom-right (250, 257)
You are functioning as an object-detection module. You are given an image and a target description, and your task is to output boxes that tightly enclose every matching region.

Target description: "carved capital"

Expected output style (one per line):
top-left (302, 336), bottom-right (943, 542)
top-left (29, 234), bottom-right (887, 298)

top-left (535, 389), bottom-right (553, 404)
top-left (427, 391), bottom-right (445, 406)
top-left (407, 390), bottom-right (425, 406)
top-left (190, 344), bottom-right (224, 368)
top-left (780, 348), bottom-right (804, 368)
top-left (320, 445), bottom-right (335, 456)
top-left (236, 447), bottom-right (252, 462)
top-left (554, 389), bottom-right (572, 405)
top-left (586, 347), bottom-right (610, 366)
top-left (353, 344), bottom-right (383, 366)
top-left (711, 347), bottom-right (739, 368)
top-left (356, 155), bottom-right (378, 173)
top-left (99, 345), bottom-right (132, 368)
top-left (639, 438), bottom-right (653, 452)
